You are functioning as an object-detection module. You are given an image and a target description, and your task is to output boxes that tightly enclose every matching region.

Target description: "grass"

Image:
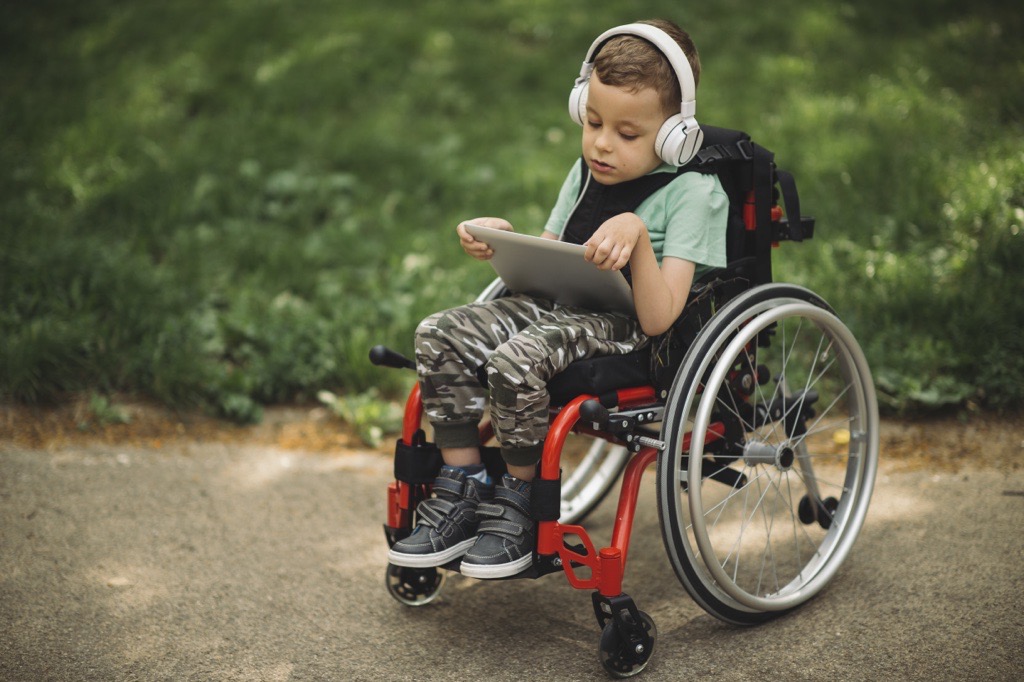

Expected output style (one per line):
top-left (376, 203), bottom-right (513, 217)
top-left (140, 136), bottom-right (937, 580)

top-left (2, 0), bottom-right (1022, 423)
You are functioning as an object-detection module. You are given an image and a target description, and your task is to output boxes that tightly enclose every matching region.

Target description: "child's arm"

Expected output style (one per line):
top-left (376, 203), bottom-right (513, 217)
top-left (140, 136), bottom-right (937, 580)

top-left (583, 212), bottom-right (694, 336)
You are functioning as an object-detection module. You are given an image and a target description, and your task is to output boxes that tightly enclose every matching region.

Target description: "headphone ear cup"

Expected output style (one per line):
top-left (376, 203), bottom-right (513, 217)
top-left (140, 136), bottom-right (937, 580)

top-left (568, 80), bottom-right (589, 127)
top-left (655, 114), bottom-right (703, 166)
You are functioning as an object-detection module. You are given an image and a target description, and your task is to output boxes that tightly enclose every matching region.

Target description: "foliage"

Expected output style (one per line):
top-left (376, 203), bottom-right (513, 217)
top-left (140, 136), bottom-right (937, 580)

top-left (82, 393), bottom-right (132, 430)
top-left (1, 0), bottom-right (1021, 422)
top-left (318, 389), bottom-right (404, 448)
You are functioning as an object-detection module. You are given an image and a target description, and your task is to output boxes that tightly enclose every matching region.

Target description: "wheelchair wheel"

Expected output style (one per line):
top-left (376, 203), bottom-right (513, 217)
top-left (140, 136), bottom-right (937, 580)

top-left (385, 563), bottom-right (445, 607)
top-left (598, 610), bottom-right (656, 678)
top-left (657, 284), bottom-right (879, 624)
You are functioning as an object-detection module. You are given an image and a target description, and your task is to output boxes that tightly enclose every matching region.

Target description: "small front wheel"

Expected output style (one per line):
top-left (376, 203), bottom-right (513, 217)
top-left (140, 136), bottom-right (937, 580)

top-left (598, 610), bottom-right (656, 678)
top-left (385, 564), bottom-right (445, 607)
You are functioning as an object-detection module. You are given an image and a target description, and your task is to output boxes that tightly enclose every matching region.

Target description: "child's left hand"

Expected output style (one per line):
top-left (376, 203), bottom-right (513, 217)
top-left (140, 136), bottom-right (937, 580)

top-left (583, 213), bottom-right (646, 271)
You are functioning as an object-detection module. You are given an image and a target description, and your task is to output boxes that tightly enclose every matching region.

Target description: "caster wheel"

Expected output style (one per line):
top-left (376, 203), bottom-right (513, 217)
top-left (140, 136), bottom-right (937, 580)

top-left (385, 563), bottom-right (445, 607)
top-left (598, 610), bottom-right (656, 678)
top-left (799, 495), bottom-right (839, 529)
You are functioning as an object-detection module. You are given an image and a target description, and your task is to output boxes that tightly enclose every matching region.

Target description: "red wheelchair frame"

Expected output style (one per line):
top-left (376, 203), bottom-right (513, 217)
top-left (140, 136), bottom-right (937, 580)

top-left (386, 384), bottom-right (678, 598)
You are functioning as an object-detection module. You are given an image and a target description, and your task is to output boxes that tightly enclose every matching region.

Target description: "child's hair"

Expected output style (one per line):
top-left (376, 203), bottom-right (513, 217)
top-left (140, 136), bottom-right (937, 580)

top-left (593, 18), bottom-right (700, 118)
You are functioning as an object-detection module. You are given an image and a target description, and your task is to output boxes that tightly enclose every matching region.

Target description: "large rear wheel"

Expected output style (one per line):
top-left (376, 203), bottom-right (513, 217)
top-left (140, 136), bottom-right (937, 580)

top-left (657, 285), bottom-right (879, 623)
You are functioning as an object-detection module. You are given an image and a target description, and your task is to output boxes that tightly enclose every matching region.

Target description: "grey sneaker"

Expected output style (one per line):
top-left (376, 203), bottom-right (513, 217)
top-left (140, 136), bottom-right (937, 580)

top-left (460, 475), bottom-right (535, 579)
top-left (387, 466), bottom-right (493, 568)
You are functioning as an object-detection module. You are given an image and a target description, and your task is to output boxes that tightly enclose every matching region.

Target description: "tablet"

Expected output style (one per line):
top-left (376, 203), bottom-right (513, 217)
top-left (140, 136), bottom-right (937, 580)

top-left (463, 223), bottom-right (635, 316)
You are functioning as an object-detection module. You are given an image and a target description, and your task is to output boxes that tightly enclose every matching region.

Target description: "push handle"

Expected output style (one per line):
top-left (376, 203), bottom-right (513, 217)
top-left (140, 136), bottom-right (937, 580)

top-left (369, 345), bottom-right (416, 370)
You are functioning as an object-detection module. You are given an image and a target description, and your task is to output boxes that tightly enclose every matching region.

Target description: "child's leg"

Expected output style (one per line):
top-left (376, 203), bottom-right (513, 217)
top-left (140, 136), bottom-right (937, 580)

top-left (486, 307), bottom-right (647, 475)
top-left (389, 295), bottom-right (554, 569)
top-left (414, 294), bottom-right (554, 462)
top-left (460, 307), bottom-right (646, 579)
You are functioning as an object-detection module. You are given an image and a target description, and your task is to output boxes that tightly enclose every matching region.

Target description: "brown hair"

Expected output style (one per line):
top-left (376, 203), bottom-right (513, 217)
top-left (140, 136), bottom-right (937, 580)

top-left (592, 19), bottom-right (701, 117)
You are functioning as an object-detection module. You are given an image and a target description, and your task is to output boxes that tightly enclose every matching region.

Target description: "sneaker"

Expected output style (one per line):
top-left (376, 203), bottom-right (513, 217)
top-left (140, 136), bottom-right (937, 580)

top-left (387, 466), bottom-right (494, 568)
top-left (460, 475), bottom-right (535, 579)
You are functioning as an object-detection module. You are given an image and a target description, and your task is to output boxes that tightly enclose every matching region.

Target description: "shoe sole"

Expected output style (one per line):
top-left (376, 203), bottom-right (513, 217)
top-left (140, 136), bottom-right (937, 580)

top-left (459, 553), bottom-right (534, 579)
top-left (387, 538), bottom-right (476, 568)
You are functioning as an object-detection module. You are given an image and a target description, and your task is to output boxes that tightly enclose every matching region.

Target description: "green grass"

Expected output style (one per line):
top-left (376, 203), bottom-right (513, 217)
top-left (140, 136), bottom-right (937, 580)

top-left (2, 0), bottom-right (1022, 420)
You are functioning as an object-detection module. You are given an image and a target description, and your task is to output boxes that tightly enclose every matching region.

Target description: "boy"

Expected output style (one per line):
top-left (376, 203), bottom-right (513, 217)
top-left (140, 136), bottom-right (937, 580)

top-left (388, 19), bottom-right (728, 578)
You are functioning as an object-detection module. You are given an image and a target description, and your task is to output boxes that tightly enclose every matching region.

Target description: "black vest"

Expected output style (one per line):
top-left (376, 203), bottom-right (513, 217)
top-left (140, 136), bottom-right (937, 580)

top-left (561, 158), bottom-right (689, 286)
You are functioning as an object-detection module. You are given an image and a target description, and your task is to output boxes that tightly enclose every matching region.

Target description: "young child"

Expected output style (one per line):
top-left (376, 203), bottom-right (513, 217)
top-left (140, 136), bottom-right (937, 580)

top-left (388, 19), bottom-right (728, 579)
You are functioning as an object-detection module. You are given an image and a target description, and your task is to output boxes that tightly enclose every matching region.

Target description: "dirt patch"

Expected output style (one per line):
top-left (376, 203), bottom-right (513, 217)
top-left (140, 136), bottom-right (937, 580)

top-left (1, 397), bottom-right (1021, 472)
top-left (0, 397), bottom-right (369, 455)
top-left (878, 412), bottom-right (1023, 472)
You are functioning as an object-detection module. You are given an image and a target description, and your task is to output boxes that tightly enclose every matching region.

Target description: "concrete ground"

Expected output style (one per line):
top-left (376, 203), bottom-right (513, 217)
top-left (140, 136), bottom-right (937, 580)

top-left (1, 435), bottom-right (1022, 681)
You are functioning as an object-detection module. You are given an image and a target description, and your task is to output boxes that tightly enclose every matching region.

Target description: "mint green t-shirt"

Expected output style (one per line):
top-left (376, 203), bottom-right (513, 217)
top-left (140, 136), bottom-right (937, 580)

top-left (542, 161), bottom-right (729, 280)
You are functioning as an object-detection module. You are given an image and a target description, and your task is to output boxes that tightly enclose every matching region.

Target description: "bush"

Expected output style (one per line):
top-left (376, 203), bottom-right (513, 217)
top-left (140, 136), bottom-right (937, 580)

top-left (2, 0), bottom-right (1021, 418)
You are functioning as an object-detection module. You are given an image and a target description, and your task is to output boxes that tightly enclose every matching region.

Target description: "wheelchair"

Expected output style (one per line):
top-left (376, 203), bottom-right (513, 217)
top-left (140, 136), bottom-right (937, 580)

top-left (370, 128), bottom-right (879, 677)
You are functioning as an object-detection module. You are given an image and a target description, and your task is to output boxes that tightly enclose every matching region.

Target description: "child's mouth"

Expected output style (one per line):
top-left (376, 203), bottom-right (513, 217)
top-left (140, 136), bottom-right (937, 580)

top-left (592, 159), bottom-right (614, 173)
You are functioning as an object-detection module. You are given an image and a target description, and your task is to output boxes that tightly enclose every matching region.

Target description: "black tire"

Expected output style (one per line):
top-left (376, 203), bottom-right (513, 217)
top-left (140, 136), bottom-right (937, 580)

top-left (385, 564), bottom-right (445, 607)
top-left (598, 610), bottom-right (656, 678)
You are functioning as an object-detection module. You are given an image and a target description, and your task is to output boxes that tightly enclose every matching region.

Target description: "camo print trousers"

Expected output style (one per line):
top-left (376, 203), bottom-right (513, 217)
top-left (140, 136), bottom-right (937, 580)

top-left (415, 294), bottom-right (647, 467)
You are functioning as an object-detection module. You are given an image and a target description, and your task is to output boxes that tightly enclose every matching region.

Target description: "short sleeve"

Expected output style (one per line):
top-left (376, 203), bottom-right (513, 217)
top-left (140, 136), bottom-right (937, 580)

top-left (635, 172), bottom-right (728, 271)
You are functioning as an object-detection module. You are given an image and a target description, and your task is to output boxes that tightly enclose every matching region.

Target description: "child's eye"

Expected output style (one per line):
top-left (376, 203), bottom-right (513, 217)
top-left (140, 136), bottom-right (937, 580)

top-left (586, 120), bottom-right (601, 129)
top-left (620, 133), bottom-right (638, 141)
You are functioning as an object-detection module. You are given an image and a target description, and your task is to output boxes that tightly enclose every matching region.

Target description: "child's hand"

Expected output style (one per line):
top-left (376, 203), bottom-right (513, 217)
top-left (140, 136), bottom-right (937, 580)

top-left (456, 217), bottom-right (513, 260)
top-left (584, 213), bottom-right (645, 271)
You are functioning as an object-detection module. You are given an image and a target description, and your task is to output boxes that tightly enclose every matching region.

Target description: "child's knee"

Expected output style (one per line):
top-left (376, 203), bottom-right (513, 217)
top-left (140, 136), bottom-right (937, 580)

top-left (486, 341), bottom-right (535, 395)
top-left (415, 311), bottom-right (452, 356)
top-left (415, 311), bottom-right (444, 339)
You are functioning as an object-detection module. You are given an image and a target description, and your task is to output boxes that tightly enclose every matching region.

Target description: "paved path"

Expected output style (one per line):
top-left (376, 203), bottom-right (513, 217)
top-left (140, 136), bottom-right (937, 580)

top-left (1, 442), bottom-right (1022, 681)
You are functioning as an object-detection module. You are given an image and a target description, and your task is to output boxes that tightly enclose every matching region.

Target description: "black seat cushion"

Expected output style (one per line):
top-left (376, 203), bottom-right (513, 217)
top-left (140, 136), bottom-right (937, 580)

top-left (548, 347), bottom-right (651, 406)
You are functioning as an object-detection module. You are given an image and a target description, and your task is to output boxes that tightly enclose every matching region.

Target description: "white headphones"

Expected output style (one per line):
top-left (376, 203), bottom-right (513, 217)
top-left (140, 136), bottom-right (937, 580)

top-left (568, 23), bottom-right (703, 167)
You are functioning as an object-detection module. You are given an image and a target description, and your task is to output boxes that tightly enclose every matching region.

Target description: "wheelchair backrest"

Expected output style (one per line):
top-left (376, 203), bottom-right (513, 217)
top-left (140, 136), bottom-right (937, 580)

top-left (681, 126), bottom-right (815, 286)
top-left (646, 128), bottom-right (816, 392)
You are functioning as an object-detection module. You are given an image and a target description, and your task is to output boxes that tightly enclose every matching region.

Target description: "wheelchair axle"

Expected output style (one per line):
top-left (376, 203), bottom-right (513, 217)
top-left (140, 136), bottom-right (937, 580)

top-left (742, 440), bottom-right (796, 470)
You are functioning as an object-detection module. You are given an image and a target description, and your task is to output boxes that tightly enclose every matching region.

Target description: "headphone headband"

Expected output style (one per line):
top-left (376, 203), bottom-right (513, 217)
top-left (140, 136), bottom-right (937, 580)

top-left (576, 22), bottom-right (697, 118)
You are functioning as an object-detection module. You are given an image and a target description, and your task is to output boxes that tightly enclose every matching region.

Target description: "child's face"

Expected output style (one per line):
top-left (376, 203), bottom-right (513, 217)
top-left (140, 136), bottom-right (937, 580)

top-left (582, 74), bottom-right (666, 185)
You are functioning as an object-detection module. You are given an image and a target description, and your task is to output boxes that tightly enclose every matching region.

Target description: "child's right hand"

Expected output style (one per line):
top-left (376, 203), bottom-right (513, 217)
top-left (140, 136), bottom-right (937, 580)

top-left (456, 217), bottom-right (513, 260)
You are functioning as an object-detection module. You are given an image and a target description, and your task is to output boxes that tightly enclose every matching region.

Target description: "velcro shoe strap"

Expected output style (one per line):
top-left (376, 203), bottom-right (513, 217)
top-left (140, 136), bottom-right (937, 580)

top-left (431, 475), bottom-right (465, 499)
top-left (477, 518), bottom-right (525, 538)
top-left (416, 497), bottom-right (456, 529)
top-left (477, 501), bottom-right (529, 535)
top-left (493, 487), bottom-right (531, 518)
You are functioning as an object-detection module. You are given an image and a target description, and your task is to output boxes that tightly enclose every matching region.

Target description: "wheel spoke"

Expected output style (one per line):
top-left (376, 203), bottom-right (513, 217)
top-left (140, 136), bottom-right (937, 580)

top-left (791, 459), bottom-right (850, 495)
top-left (799, 414), bottom-right (855, 441)
top-left (717, 466), bottom-right (776, 574)
top-left (792, 382), bottom-right (853, 453)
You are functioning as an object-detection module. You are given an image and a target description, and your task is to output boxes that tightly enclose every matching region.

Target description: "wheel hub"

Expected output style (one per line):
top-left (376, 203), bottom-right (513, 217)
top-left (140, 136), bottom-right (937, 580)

top-left (743, 440), bottom-right (796, 471)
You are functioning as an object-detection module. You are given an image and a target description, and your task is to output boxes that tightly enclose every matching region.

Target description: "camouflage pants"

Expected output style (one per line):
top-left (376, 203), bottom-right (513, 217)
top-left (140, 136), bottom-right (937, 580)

top-left (415, 294), bottom-right (647, 467)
